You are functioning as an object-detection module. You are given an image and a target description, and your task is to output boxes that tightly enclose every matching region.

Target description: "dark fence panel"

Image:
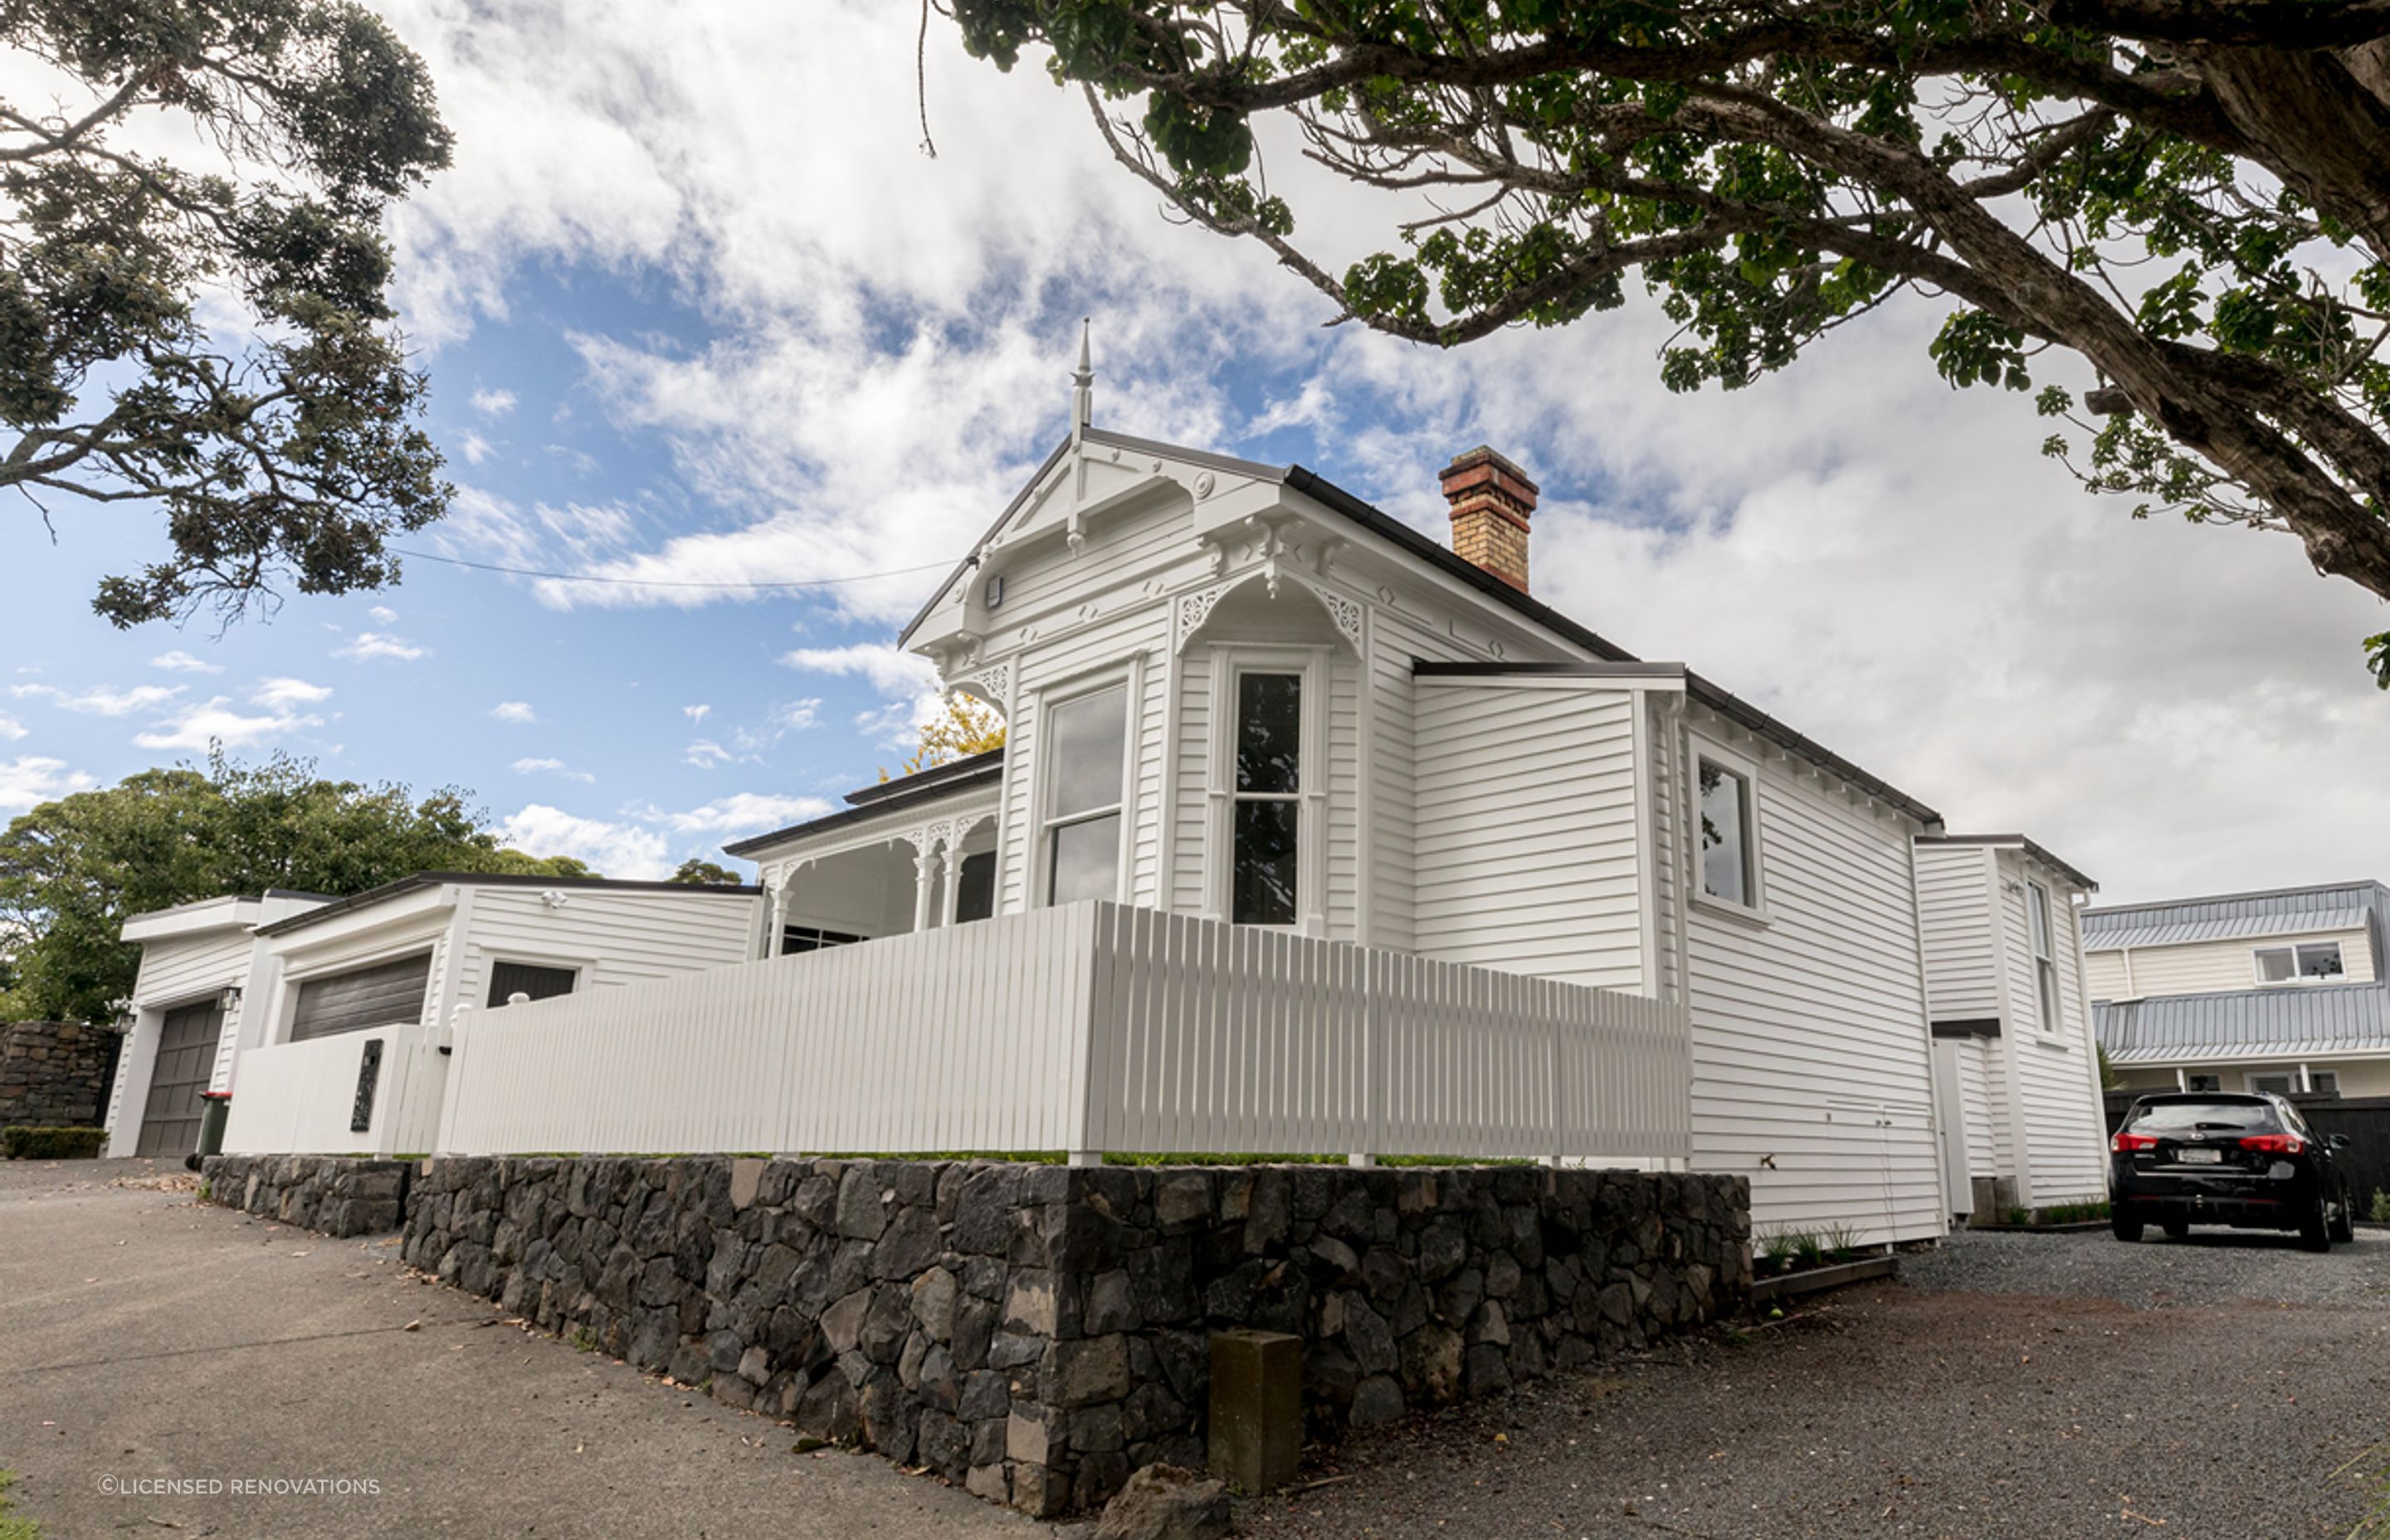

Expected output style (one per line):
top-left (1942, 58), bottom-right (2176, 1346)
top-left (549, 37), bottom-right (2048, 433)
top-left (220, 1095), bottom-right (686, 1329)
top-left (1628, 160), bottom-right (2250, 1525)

top-left (2104, 1089), bottom-right (2390, 1216)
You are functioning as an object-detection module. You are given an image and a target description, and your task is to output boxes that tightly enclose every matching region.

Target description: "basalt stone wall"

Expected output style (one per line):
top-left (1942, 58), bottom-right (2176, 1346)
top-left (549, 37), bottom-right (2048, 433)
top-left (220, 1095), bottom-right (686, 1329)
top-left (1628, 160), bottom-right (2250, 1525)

top-left (0, 1021), bottom-right (116, 1129)
top-left (201, 1153), bottom-right (413, 1236)
top-left (395, 1157), bottom-right (1748, 1518)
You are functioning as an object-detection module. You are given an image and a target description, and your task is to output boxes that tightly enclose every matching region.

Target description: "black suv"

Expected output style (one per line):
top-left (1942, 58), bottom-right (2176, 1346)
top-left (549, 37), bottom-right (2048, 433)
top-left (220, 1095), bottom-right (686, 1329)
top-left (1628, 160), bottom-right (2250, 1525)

top-left (2110, 1093), bottom-right (2356, 1250)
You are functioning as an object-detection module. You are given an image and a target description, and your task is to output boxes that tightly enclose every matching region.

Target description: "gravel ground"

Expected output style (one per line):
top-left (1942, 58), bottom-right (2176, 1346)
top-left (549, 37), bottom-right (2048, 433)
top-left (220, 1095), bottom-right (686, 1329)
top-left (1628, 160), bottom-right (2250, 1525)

top-left (1900, 1225), bottom-right (2390, 1309)
top-left (1236, 1231), bottom-right (2390, 1539)
top-left (0, 1154), bottom-right (193, 1196)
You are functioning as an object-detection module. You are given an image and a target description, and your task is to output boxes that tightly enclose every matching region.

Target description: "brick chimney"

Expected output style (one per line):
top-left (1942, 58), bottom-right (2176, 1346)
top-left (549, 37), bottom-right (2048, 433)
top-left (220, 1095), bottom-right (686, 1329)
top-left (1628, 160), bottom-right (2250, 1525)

top-left (1438, 446), bottom-right (1539, 592)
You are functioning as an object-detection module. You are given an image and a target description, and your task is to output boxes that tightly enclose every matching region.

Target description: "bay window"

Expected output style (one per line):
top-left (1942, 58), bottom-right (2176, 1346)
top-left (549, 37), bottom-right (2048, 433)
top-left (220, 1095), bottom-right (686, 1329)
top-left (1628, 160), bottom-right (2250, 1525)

top-left (1042, 683), bottom-right (1128, 904)
top-left (1232, 671), bottom-right (1302, 925)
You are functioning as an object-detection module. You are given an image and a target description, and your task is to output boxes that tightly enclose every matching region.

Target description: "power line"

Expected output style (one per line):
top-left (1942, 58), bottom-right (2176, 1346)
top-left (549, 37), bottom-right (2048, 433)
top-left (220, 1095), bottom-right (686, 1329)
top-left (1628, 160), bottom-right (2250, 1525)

top-left (388, 546), bottom-right (954, 591)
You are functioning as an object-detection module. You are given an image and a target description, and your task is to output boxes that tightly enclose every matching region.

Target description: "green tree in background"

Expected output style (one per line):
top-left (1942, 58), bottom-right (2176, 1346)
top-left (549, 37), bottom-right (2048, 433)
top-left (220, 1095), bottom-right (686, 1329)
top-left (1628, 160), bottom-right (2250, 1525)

top-left (2, 0), bottom-right (453, 626)
top-left (0, 751), bottom-right (590, 1023)
top-left (950, 0), bottom-right (2390, 682)
top-left (669, 858), bottom-right (746, 886)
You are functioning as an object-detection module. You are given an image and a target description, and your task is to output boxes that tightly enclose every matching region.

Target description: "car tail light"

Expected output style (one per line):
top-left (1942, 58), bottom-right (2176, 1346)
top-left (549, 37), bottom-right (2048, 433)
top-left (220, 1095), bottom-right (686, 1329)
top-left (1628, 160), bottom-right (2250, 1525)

top-left (2238, 1133), bottom-right (2306, 1155)
top-left (2111, 1131), bottom-right (2159, 1153)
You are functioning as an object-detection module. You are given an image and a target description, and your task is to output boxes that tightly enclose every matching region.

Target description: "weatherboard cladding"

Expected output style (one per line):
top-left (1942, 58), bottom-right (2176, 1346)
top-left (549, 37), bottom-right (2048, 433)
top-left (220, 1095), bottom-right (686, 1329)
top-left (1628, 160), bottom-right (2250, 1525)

top-left (2095, 982), bottom-right (2390, 1065)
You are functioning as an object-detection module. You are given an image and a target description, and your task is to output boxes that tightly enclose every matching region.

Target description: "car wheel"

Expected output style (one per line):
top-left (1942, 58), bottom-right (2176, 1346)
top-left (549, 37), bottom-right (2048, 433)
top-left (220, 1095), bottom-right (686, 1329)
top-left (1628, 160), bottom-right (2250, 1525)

top-left (2329, 1187), bottom-right (2356, 1245)
top-left (2163, 1221), bottom-right (2190, 1240)
top-left (2112, 1214), bottom-right (2144, 1243)
top-left (2299, 1196), bottom-right (2332, 1252)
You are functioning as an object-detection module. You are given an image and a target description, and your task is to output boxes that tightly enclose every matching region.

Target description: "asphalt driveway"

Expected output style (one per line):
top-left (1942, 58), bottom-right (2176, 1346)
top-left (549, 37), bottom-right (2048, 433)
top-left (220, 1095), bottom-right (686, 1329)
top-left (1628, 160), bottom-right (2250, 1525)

top-left (0, 1160), bottom-right (1052, 1539)
top-left (1243, 1229), bottom-right (2390, 1539)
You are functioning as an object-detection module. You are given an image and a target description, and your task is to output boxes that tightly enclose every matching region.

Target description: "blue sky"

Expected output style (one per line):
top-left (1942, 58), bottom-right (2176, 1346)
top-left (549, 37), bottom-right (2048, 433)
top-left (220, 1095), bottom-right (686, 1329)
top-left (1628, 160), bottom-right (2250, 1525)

top-left (6, 0), bottom-right (2388, 899)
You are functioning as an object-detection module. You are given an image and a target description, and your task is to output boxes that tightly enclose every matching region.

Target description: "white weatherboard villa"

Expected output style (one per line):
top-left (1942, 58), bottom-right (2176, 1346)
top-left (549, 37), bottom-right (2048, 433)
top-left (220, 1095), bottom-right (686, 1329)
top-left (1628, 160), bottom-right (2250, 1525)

top-left (116, 361), bottom-right (2114, 1251)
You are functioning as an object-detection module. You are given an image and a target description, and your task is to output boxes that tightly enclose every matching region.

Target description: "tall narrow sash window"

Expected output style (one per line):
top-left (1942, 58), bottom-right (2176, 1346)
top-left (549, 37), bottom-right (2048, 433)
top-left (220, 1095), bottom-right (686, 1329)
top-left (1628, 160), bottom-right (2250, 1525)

top-left (1043, 684), bottom-right (1127, 904)
top-left (1232, 672), bottom-right (1302, 925)
top-left (2027, 880), bottom-right (2061, 1031)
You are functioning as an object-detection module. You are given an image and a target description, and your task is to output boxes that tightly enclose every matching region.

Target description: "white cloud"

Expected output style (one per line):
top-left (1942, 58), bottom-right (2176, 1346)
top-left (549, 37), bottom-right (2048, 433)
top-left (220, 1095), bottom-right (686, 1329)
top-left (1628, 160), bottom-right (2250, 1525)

top-left (471, 387), bottom-right (518, 417)
top-left (133, 697), bottom-right (324, 752)
top-left (683, 704), bottom-right (710, 724)
top-left (251, 677), bottom-right (334, 709)
top-left (11, 682), bottom-right (185, 717)
top-left (0, 716), bottom-right (22, 742)
top-left (490, 700), bottom-right (539, 724)
top-left (370, 605), bottom-right (399, 624)
top-left (460, 431), bottom-right (495, 465)
top-left (684, 738), bottom-right (735, 769)
top-left (150, 651), bottom-right (223, 675)
top-left (0, 756), bottom-right (94, 812)
top-left (512, 756), bottom-right (595, 782)
top-left (493, 804), bottom-right (670, 878)
top-left (646, 792), bottom-right (833, 836)
top-left (335, 632), bottom-right (429, 662)
top-left (779, 643), bottom-right (939, 697)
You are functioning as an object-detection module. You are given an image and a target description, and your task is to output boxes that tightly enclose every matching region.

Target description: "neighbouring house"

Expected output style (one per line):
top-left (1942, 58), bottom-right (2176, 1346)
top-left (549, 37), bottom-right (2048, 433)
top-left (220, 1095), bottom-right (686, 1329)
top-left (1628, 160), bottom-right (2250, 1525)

top-left (1912, 835), bottom-right (2109, 1220)
top-left (717, 376), bottom-right (1963, 1247)
top-left (106, 875), bottom-right (765, 1159)
top-left (105, 891), bottom-right (329, 1158)
top-left (2089, 880), bottom-right (2390, 1099)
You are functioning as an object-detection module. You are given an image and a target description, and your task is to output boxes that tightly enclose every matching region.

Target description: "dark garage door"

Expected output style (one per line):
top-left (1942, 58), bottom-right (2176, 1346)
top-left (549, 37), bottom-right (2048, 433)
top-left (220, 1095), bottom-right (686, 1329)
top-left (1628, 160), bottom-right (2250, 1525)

top-left (290, 953), bottom-right (433, 1041)
top-left (137, 1001), bottom-right (223, 1158)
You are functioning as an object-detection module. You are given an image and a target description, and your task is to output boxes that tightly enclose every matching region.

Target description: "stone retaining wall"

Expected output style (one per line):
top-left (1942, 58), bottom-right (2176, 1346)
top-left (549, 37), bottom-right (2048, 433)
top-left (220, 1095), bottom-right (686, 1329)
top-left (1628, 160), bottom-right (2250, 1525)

top-left (0, 1020), bottom-right (116, 1129)
top-left (393, 1157), bottom-right (1748, 1516)
top-left (202, 1153), bottom-right (413, 1236)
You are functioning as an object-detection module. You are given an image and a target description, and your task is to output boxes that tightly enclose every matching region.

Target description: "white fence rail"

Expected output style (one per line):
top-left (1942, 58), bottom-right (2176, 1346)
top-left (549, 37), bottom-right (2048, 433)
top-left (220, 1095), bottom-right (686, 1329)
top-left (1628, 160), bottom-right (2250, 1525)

top-left (437, 902), bottom-right (1691, 1162)
top-left (224, 1021), bottom-right (443, 1156)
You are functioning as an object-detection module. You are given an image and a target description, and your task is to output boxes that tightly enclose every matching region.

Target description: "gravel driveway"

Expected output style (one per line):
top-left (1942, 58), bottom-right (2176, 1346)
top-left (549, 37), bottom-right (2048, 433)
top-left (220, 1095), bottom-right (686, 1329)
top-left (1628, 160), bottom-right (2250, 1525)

top-left (1241, 1230), bottom-right (2390, 1539)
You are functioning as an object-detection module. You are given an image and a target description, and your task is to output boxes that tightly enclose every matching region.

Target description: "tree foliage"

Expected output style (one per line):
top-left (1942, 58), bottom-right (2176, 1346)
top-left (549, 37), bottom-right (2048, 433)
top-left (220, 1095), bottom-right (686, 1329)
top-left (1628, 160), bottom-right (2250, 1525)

top-left (0, 750), bottom-right (590, 1022)
top-left (669, 857), bottom-right (746, 885)
top-left (950, 0), bottom-right (2390, 683)
top-left (2, 0), bottom-right (453, 626)
top-left (882, 691), bottom-right (1008, 781)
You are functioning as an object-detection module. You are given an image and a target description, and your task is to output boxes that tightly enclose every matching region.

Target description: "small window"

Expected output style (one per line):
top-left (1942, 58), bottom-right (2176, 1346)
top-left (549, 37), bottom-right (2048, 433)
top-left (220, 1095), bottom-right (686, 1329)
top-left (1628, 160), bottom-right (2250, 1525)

top-left (1697, 758), bottom-right (1757, 908)
top-left (2255, 942), bottom-right (2345, 983)
top-left (488, 961), bottom-right (577, 1008)
top-left (2247, 1072), bottom-right (2296, 1096)
top-left (1232, 672), bottom-right (1302, 926)
top-left (2027, 881), bottom-right (2062, 1033)
top-left (2310, 1071), bottom-right (2341, 1098)
top-left (1043, 684), bottom-right (1127, 905)
top-left (781, 924), bottom-right (866, 955)
top-left (2182, 1073), bottom-right (2222, 1093)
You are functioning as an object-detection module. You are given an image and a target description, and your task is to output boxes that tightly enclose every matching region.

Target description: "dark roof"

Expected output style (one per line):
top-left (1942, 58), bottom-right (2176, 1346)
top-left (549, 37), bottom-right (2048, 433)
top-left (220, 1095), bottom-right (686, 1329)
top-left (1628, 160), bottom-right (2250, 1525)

top-left (255, 871), bottom-right (761, 938)
top-left (1914, 833), bottom-right (2098, 892)
top-left (722, 750), bottom-right (1008, 858)
top-left (866, 424), bottom-right (1945, 848)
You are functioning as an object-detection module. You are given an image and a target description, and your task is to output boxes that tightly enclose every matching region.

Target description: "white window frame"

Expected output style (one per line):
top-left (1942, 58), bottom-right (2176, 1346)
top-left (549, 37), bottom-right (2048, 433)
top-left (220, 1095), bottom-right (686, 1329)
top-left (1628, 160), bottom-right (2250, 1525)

top-left (2251, 939), bottom-right (2346, 986)
top-left (1205, 644), bottom-right (1329, 933)
top-left (2181, 1072), bottom-right (2222, 1094)
top-left (1031, 662), bottom-right (1140, 909)
top-left (2027, 879), bottom-right (2063, 1037)
top-left (2246, 1070), bottom-right (2297, 1096)
top-left (1686, 732), bottom-right (1768, 924)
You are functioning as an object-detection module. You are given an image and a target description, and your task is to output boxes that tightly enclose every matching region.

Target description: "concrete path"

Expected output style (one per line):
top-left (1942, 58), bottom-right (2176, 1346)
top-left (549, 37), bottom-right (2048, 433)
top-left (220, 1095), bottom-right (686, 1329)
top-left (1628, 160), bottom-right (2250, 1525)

top-left (0, 1161), bottom-right (1054, 1538)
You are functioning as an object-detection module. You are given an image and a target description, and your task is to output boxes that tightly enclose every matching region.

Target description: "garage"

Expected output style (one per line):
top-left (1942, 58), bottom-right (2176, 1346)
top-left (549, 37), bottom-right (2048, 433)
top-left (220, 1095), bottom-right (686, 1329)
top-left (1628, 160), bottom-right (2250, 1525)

top-left (135, 1000), bottom-right (223, 1157)
top-left (289, 953), bottom-right (433, 1041)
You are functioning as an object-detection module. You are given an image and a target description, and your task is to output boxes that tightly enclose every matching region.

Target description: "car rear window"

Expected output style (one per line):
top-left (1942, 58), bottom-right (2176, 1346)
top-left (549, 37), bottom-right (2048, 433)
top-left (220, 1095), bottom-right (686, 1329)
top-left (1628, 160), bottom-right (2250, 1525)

top-left (2128, 1100), bottom-right (2279, 1133)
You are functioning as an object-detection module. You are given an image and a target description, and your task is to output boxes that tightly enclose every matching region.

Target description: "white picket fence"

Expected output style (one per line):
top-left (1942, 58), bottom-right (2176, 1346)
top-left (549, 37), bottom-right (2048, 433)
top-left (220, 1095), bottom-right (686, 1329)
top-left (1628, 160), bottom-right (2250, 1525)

top-left (434, 902), bottom-right (1691, 1162)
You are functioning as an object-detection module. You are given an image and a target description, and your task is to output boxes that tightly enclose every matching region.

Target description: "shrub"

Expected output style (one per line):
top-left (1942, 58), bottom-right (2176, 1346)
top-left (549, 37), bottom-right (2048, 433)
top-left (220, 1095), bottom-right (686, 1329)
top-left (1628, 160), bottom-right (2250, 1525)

top-left (2372, 1189), bottom-right (2390, 1226)
top-left (0, 1126), bottom-right (106, 1161)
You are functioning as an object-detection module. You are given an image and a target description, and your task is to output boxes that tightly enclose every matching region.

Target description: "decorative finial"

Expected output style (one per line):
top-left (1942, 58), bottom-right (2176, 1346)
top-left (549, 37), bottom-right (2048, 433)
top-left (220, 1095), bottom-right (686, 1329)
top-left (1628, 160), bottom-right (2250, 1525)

top-left (1070, 317), bottom-right (1093, 445)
